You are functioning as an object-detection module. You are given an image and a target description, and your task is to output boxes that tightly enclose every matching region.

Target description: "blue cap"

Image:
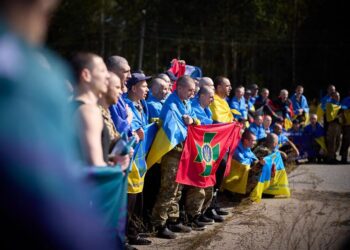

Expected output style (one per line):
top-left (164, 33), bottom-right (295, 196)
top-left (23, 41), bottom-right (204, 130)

top-left (165, 71), bottom-right (178, 81)
top-left (126, 73), bottom-right (151, 87)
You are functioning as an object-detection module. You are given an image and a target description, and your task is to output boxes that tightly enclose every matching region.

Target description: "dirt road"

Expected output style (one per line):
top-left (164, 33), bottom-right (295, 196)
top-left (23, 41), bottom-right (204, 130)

top-left (139, 164), bottom-right (350, 250)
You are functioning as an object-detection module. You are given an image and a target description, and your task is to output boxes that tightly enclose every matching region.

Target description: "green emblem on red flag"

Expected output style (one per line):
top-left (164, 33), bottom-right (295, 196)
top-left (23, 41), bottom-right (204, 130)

top-left (194, 132), bottom-right (220, 177)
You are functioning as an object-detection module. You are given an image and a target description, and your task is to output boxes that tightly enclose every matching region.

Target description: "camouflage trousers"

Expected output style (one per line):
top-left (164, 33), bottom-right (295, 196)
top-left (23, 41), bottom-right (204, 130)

top-left (151, 150), bottom-right (183, 227)
top-left (326, 121), bottom-right (342, 160)
top-left (184, 186), bottom-right (214, 217)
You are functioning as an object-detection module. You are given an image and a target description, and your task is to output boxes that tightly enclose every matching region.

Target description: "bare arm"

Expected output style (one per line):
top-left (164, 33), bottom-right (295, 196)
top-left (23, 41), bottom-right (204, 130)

top-left (77, 105), bottom-right (106, 166)
top-left (287, 139), bottom-right (300, 156)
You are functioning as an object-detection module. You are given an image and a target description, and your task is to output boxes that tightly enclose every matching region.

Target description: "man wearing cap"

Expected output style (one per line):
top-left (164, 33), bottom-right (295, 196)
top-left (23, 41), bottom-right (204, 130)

top-left (147, 77), bottom-right (169, 120)
top-left (123, 72), bottom-right (152, 246)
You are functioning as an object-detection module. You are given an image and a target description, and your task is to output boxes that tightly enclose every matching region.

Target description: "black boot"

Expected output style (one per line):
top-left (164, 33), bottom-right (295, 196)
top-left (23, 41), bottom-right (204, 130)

top-left (215, 207), bottom-right (229, 216)
top-left (167, 221), bottom-right (192, 233)
top-left (156, 225), bottom-right (177, 239)
top-left (188, 215), bottom-right (206, 231)
top-left (198, 214), bottom-right (214, 225)
top-left (205, 208), bottom-right (224, 223)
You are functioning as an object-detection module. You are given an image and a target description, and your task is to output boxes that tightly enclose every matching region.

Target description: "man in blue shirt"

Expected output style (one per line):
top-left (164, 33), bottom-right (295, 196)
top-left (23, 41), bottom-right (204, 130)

top-left (191, 86), bottom-right (214, 125)
top-left (147, 77), bottom-right (169, 120)
top-left (229, 86), bottom-right (247, 123)
top-left (290, 85), bottom-right (309, 124)
top-left (340, 91), bottom-right (350, 163)
top-left (106, 56), bottom-right (134, 137)
top-left (248, 114), bottom-right (267, 142)
top-left (321, 84), bottom-right (336, 111)
top-left (273, 123), bottom-right (299, 162)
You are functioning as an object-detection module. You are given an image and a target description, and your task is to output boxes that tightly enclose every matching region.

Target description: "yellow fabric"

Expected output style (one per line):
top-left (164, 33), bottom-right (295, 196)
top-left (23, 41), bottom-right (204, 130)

top-left (127, 162), bottom-right (145, 193)
top-left (209, 94), bottom-right (233, 123)
top-left (315, 136), bottom-right (327, 153)
top-left (223, 160), bottom-right (250, 194)
top-left (231, 109), bottom-right (242, 116)
top-left (250, 169), bottom-right (290, 202)
top-left (343, 109), bottom-right (350, 125)
top-left (284, 118), bottom-right (293, 130)
top-left (326, 103), bottom-right (341, 122)
top-left (316, 104), bottom-right (324, 123)
top-left (146, 128), bottom-right (175, 169)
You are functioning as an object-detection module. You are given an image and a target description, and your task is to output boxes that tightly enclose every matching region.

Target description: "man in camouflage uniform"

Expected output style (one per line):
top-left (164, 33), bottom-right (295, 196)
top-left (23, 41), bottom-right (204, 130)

top-left (250, 133), bottom-right (279, 193)
top-left (152, 76), bottom-right (198, 239)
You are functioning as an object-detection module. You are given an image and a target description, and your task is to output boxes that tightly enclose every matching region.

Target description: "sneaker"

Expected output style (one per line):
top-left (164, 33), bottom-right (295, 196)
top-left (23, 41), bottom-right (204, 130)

top-left (198, 214), bottom-right (214, 225)
top-left (128, 236), bottom-right (152, 246)
top-left (167, 222), bottom-right (192, 233)
top-left (215, 207), bottom-right (229, 216)
top-left (205, 208), bottom-right (224, 223)
top-left (189, 215), bottom-right (207, 231)
top-left (156, 226), bottom-right (177, 239)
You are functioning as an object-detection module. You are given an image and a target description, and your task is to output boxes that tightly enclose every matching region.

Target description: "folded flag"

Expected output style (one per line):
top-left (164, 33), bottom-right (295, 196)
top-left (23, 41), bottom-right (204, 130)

top-left (85, 167), bottom-right (128, 248)
top-left (250, 151), bottom-right (290, 202)
top-left (128, 123), bottom-right (157, 193)
top-left (223, 160), bottom-right (250, 194)
top-left (176, 122), bottom-right (242, 188)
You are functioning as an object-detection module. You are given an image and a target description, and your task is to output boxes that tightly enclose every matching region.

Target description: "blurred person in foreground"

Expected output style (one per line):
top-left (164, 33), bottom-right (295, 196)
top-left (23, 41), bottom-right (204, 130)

top-left (0, 0), bottom-right (115, 249)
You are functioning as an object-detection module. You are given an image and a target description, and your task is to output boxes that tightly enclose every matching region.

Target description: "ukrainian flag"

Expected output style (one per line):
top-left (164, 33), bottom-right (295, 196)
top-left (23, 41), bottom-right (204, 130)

top-left (326, 102), bottom-right (341, 122)
top-left (128, 123), bottom-right (157, 193)
top-left (250, 151), bottom-right (290, 202)
top-left (223, 160), bottom-right (250, 194)
top-left (146, 94), bottom-right (191, 169)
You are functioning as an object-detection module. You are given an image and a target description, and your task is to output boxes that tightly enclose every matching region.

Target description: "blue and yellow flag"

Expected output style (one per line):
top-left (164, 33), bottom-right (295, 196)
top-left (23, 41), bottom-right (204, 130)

top-left (147, 92), bottom-right (196, 168)
top-left (250, 151), bottom-right (290, 202)
top-left (223, 159), bottom-right (250, 194)
top-left (128, 123), bottom-right (157, 193)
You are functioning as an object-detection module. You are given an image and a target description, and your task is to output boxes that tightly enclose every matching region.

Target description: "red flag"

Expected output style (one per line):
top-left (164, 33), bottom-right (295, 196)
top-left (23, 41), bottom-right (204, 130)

top-left (176, 122), bottom-right (242, 188)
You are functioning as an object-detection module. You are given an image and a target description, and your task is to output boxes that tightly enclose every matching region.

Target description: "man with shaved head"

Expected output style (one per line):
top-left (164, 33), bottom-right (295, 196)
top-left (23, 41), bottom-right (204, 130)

top-left (152, 76), bottom-right (199, 239)
top-left (106, 55), bottom-right (135, 138)
top-left (199, 77), bottom-right (215, 90)
top-left (147, 77), bottom-right (169, 120)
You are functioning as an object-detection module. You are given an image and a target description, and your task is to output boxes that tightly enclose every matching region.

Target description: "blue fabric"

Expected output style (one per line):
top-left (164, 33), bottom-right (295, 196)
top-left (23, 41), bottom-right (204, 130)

top-left (131, 123), bottom-right (157, 178)
top-left (250, 96), bottom-right (257, 105)
top-left (321, 95), bottom-right (332, 111)
top-left (247, 99), bottom-right (254, 111)
top-left (123, 96), bottom-right (149, 132)
top-left (291, 94), bottom-right (309, 115)
top-left (185, 65), bottom-right (202, 78)
top-left (287, 127), bottom-right (304, 154)
top-left (248, 123), bottom-right (267, 140)
top-left (146, 94), bottom-right (164, 119)
top-left (229, 96), bottom-right (247, 119)
top-left (277, 133), bottom-right (289, 148)
top-left (303, 123), bottom-right (325, 157)
top-left (233, 142), bottom-right (257, 165)
top-left (191, 97), bottom-right (213, 125)
top-left (341, 96), bottom-right (350, 109)
top-left (109, 97), bottom-right (132, 136)
top-left (159, 92), bottom-right (197, 146)
top-left (0, 23), bottom-right (115, 249)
